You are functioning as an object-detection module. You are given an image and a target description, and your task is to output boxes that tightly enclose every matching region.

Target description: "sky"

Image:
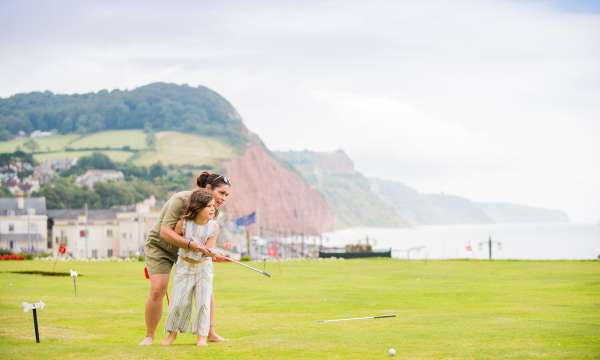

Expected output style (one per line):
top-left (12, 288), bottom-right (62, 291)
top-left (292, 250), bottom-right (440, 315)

top-left (1, 0), bottom-right (599, 222)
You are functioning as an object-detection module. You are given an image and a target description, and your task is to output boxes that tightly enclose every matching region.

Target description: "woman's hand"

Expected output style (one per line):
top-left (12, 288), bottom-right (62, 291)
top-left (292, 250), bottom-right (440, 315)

top-left (188, 241), bottom-right (210, 255)
top-left (212, 252), bottom-right (228, 261)
top-left (208, 249), bottom-right (228, 261)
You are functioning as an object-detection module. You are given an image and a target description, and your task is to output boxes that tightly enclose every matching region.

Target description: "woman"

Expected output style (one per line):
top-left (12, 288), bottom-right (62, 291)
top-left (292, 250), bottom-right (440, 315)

top-left (139, 172), bottom-right (231, 346)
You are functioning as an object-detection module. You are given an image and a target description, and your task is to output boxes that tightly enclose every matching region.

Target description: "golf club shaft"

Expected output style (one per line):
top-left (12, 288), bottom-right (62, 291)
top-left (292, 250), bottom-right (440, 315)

top-left (225, 257), bottom-right (271, 277)
top-left (319, 314), bottom-right (396, 323)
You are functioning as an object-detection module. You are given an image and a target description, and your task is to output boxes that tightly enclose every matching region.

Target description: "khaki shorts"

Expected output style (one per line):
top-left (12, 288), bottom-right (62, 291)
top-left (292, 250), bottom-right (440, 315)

top-left (144, 241), bottom-right (178, 275)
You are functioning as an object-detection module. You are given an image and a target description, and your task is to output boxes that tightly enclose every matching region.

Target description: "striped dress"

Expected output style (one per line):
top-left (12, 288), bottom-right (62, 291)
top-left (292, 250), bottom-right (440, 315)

top-left (164, 220), bottom-right (216, 336)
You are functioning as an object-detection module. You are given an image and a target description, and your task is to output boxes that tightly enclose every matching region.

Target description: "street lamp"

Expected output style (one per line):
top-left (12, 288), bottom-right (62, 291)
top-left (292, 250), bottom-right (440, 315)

top-left (478, 234), bottom-right (502, 260)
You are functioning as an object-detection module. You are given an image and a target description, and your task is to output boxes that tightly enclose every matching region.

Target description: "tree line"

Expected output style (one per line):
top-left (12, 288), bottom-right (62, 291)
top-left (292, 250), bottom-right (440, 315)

top-left (31, 152), bottom-right (211, 209)
top-left (0, 82), bottom-right (247, 145)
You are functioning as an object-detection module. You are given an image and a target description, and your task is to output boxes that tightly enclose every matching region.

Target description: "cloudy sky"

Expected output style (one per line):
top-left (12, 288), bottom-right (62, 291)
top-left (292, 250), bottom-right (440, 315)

top-left (1, 0), bottom-right (599, 222)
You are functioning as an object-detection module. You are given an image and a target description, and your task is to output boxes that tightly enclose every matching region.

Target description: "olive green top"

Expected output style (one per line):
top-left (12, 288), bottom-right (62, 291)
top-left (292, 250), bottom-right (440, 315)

top-left (145, 190), bottom-right (192, 256)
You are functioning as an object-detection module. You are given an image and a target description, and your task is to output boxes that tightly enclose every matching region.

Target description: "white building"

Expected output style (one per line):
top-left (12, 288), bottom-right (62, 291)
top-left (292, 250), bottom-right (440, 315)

top-left (115, 198), bottom-right (160, 257)
top-left (49, 209), bottom-right (120, 258)
top-left (0, 195), bottom-right (49, 253)
top-left (75, 170), bottom-right (124, 188)
top-left (47, 197), bottom-right (160, 259)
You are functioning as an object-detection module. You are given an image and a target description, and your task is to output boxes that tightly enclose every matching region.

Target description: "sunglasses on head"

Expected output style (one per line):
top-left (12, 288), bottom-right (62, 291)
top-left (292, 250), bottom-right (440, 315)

top-left (213, 175), bottom-right (231, 186)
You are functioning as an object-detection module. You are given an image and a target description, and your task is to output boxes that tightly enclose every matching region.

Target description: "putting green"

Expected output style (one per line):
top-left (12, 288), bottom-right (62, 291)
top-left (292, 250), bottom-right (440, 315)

top-left (0, 259), bottom-right (598, 359)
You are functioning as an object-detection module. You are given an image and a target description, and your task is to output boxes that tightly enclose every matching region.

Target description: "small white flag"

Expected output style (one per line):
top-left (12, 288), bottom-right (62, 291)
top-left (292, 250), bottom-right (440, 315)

top-left (22, 300), bottom-right (45, 312)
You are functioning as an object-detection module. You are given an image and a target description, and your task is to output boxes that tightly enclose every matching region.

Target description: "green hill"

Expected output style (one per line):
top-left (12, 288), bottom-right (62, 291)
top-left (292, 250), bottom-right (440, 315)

top-left (0, 82), bottom-right (249, 146)
top-left (0, 83), bottom-right (248, 166)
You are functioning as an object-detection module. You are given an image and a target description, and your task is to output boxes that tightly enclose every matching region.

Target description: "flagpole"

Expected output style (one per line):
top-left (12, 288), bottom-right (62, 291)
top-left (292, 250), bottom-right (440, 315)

top-left (84, 203), bottom-right (89, 259)
top-left (256, 198), bottom-right (261, 238)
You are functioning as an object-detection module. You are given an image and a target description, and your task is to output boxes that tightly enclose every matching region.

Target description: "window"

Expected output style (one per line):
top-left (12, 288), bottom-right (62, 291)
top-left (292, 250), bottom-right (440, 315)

top-left (9, 224), bottom-right (14, 232)
top-left (107, 249), bottom-right (113, 257)
top-left (92, 249), bottom-right (98, 259)
top-left (9, 241), bottom-right (14, 249)
top-left (107, 229), bottom-right (113, 237)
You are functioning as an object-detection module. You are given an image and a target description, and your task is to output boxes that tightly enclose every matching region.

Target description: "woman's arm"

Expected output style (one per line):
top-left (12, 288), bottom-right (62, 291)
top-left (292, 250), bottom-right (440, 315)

top-left (157, 195), bottom-right (209, 254)
top-left (160, 224), bottom-right (209, 253)
top-left (174, 219), bottom-right (184, 235)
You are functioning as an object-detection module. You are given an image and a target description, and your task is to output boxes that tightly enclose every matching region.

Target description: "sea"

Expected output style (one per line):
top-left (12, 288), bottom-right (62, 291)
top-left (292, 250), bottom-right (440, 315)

top-left (322, 223), bottom-right (600, 260)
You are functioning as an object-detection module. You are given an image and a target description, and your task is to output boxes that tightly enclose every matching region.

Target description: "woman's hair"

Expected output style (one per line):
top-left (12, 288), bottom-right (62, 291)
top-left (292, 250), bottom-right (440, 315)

top-left (196, 171), bottom-right (231, 189)
top-left (182, 189), bottom-right (214, 221)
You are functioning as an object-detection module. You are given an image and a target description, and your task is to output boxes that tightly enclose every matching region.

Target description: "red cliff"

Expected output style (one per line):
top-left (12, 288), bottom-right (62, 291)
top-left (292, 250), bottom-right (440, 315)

top-left (221, 144), bottom-right (335, 235)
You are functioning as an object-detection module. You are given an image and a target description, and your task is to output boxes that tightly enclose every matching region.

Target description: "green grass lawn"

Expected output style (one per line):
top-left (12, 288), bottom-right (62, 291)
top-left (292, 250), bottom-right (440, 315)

top-left (68, 130), bottom-right (147, 150)
top-left (0, 134), bottom-right (80, 153)
top-left (1, 130), bottom-right (237, 167)
top-left (0, 260), bottom-right (598, 359)
top-left (134, 131), bottom-right (238, 166)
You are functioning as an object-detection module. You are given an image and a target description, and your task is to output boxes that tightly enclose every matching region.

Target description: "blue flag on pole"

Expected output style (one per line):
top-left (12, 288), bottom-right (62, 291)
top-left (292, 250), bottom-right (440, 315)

top-left (234, 212), bottom-right (257, 227)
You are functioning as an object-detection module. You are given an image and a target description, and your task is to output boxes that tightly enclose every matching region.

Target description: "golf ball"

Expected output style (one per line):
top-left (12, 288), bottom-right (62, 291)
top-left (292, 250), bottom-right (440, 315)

top-left (388, 348), bottom-right (396, 356)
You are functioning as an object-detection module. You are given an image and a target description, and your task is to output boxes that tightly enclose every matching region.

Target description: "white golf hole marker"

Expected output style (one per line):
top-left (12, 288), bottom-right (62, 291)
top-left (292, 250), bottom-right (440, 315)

top-left (70, 269), bottom-right (78, 296)
top-left (22, 300), bottom-right (45, 343)
top-left (388, 347), bottom-right (396, 356)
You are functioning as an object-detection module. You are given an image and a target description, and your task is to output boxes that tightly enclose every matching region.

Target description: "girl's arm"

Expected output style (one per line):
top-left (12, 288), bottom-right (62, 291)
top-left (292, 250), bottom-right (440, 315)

top-left (205, 223), bottom-right (220, 248)
top-left (206, 224), bottom-right (226, 260)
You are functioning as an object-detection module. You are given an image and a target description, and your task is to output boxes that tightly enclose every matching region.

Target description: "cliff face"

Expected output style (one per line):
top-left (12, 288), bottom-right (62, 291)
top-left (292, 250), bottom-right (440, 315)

top-left (221, 144), bottom-right (335, 235)
top-left (275, 150), bottom-right (411, 229)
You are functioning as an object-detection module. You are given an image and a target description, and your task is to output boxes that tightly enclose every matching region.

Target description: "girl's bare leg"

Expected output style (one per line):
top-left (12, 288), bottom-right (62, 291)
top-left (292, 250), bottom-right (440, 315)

top-left (197, 335), bottom-right (208, 346)
top-left (208, 293), bottom-right (225, 342)
top-left (161, 331), bottom-right (178, 346)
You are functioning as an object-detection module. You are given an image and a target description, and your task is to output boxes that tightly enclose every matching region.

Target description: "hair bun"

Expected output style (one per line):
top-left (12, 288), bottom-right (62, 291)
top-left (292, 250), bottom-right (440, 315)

top-left (196, 172), bottom-right (210, 188)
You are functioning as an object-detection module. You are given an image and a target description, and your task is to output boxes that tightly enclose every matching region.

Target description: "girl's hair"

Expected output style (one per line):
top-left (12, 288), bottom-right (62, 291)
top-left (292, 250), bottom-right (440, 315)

top-left (182, 189), bottom-right (214, 221)
top-left (196, 171), bottom-right (231, 189)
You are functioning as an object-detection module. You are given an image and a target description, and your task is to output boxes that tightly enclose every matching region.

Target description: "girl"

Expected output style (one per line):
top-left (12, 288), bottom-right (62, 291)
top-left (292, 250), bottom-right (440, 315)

top-left (160, 189), bottom-right (220, 347)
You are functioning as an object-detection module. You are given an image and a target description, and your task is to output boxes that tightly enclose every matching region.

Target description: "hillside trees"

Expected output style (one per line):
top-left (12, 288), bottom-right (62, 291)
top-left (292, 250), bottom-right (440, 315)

top-left (0, 83), bottom-right (246, 145)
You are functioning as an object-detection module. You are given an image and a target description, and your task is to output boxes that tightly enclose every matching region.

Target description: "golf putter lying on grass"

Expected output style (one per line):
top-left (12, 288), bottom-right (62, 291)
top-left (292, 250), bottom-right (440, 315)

top-left (212, 249), bottom-right (271, 277)
top-left (318, 314), bottom-right (396, 323)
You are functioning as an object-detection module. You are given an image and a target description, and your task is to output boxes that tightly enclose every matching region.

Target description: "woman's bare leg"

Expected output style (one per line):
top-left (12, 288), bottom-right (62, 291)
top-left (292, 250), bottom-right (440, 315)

top-left (140, 274), bottom-right (170, 345)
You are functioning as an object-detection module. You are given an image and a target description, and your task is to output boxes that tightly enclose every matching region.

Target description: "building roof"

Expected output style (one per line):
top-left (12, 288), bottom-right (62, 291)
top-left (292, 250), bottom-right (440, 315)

top-left (0, 233), bottom-right (45, 242)
top-left (47, 209), bottom-right (82, 220)
top-left (0, 197), bottom-right (47, 215)
top-left (47, 208), bottom-right (117, 220)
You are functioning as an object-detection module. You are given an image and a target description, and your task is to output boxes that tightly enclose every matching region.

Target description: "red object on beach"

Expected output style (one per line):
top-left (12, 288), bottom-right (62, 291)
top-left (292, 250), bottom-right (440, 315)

top-left (58, 245), bottom-right (66, 254)
top-left (144, 266), bottom-right (150, 279)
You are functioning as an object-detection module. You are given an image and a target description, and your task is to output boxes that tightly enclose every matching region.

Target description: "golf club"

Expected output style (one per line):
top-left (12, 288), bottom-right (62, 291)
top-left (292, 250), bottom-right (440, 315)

top-left (318, 314), bottom-right (396, 323)
top-left (212, 249), bottom-right (271, 277)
